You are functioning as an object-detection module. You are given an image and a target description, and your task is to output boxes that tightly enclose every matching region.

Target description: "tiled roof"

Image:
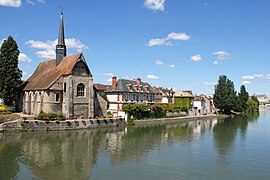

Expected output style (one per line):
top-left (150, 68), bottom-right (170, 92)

top-left (174, 91), bottom-right (194, 98)
top-left (94, 84), bottom-right (111, 91)
top-left (24, 53), bottom-right (83, 90)
top-left (107, 79), bottom-right (155, 93)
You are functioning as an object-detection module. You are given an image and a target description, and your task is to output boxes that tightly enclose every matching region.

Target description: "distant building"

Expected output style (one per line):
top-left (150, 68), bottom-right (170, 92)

top-left (153, 87), bottom-right (174, 104)
top-left (105, 77), bottom-right (156, 117)
top-left (174, 90), bottom-right (194, 111)
top-left (255, 94), bottom-right (270, 106)
top-left (193, 94), bottom-right (215, 115)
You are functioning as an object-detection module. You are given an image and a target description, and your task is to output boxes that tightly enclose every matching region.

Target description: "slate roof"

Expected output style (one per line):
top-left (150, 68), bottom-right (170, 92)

top-left (24, 53), bottom-right (86, 90)
top-left (106, 79), bottom-right (155, 93)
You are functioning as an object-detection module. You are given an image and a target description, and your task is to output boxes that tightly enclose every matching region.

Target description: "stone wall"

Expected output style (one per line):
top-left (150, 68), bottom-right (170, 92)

top-left (1, 118), bottom-right (126, 132)
top-left (94, 93), bottom-right (108, 117)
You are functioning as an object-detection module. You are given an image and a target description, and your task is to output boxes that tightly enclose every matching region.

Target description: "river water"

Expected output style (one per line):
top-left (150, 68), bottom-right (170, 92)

top-left (0, 109), bottom-right (270, 180)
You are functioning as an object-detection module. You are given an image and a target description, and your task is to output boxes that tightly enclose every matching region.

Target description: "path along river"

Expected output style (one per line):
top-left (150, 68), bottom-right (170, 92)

top-left (0, 108), bottom-right (269, 180)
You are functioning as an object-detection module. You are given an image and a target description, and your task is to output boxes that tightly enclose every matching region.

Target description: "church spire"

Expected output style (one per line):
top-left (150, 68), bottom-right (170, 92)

top-left (56, 11), bottom-right (66, 65)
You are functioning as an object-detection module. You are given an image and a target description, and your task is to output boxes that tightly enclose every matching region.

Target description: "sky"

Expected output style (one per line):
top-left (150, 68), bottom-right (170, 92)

top-left (1, 0), bottom-right (270, 95)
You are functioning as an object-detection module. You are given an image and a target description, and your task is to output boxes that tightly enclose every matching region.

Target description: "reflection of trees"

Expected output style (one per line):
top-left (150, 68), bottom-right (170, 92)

top-left (213, 113), bottom-right (259, 158)
top-left (110, 119), bottom-right (217, 164)
top-left (0, 133), bottom-right (22, 180)
top-left (0, 128), bottom-right (125, 180)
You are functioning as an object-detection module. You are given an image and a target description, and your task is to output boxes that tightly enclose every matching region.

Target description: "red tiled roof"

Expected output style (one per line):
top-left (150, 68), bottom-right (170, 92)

top-left (94, 84), bottom-right (111, 91)
top-left (24, 53), bottom-right (82, 90)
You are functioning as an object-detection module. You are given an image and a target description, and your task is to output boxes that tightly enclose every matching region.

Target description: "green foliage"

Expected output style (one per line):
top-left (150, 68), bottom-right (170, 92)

top-left (0, 103), bottom-right (8, 112)
top-left (238, 85), bottom-right (249, 112)
top-left (0, 36), bottom-right (22, 106)
top-left (37, 111), bottom-right (66, 120)
top-left (122, 104), bottom-right (168, 120)
top-left (246, 98), bottom-right (259, 114)
top-left (174, 97), bottom-right (190, 111)
top-left (127, 118), bottom-right (135, 126)
top-left (213, 75), bottom-right (237, 114)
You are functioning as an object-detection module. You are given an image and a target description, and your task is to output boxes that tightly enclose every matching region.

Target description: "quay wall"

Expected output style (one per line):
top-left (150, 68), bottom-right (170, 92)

top-left (0, 118), bottom-right (126, 132)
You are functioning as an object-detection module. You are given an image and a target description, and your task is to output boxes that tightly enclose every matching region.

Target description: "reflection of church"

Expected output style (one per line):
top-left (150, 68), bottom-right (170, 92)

top-left (22, 13), bottom-right (107, 118)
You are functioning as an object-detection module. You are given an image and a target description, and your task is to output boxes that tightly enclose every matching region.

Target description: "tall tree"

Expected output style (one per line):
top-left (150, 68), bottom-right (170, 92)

top-left (213, 75), bottom-right (237, 114)
top-left (0, 36), bottom-right (22, 106)
top-left (238, 85), bottom-right (249, 112)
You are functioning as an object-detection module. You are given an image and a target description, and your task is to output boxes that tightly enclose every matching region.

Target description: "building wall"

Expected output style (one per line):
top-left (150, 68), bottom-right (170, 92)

top-left (94, 93), bottom-right (108, 117)
top-left (23, 66), bottom-right (94, 118)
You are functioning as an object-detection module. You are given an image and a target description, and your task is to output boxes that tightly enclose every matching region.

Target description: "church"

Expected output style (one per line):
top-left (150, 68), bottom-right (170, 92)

top-left (22, 13), bottom-right (105, 119)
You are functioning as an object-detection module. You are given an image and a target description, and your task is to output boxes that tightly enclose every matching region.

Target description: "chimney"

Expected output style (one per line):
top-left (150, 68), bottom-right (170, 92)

top-left (112, 76), bottom-right (117, 90)
top-left (136, 77), bottom-right (141, 85)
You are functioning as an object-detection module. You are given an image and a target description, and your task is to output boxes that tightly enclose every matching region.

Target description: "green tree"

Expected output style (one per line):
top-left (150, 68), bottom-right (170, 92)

top-left (0, 36), bottom-right (22, 106)
top-left (213, 75), bottom-right (237, 114)
top-left (238, 85), bottom-right (249, 112)
top-left (246, 98), bottom-right (259, 113)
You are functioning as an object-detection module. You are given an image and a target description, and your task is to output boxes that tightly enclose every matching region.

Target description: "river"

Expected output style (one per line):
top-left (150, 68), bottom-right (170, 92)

top-left (0, 108), bottom-right (269, 180)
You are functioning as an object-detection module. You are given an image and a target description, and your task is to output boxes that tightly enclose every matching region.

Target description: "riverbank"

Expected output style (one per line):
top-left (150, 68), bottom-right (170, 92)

top-left (0, 118), bottom-right (126, 132)
top-left (0, 114), bottom-right (225, 132)
top-left (134, 114), bottom-right (222, 125)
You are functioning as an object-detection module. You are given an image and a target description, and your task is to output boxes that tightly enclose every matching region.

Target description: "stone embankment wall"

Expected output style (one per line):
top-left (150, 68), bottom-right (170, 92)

top-left (0, 118), bottom-right (125, 132)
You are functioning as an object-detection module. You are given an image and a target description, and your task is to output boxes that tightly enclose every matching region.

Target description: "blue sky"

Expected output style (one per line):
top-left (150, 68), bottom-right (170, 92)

top-left (1, 0), bottom-right (270, 95)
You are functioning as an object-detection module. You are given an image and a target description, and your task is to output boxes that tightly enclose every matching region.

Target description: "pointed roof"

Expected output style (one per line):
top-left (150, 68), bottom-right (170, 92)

top-left (57, 12), bottom-right (65, 45)
top-left (24, 53), bottom-right (89, 91)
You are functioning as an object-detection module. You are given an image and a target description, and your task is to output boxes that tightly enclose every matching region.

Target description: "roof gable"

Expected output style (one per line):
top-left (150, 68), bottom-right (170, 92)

top-left (24, 53), bottom-right (85, 90)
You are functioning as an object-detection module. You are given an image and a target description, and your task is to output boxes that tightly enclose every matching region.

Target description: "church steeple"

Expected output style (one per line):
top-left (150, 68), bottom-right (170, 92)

top-left (56, 12), bottom-right (66, 65)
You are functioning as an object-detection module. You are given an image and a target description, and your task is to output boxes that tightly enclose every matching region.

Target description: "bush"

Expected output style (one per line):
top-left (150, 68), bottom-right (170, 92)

top-left (37, 111), bottom-right (66, 120)
top-left (0, 103), bottom-right (8, 112)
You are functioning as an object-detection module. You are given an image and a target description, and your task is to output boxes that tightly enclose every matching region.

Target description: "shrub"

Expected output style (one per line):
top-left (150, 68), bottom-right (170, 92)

top-left (0, 103), bottom-right (8, 112)
top-left (37, 111), bottom-right (66, 120)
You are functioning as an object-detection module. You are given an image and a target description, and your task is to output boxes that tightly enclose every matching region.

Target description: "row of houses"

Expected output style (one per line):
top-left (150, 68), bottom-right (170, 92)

top-left (94, 77), bottom-right (216, 118)
top-left (19, 13), bottom-right (215, 119)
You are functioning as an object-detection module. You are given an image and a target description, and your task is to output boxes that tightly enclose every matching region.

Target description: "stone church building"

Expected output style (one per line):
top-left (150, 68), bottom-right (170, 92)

top-left (22, 13), bottom-right (106, 118)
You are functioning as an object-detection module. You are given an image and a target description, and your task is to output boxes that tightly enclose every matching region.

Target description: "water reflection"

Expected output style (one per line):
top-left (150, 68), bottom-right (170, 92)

top-left (0, 113), bottom-right (263, 179)
top-left (213, 113), bottom-right (259, 158)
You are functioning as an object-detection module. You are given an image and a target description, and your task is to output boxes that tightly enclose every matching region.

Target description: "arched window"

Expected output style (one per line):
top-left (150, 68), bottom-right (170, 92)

top-left (56, 93), bottom-right (60, 102)
top-left (77, 83), bottom-right (85, 97)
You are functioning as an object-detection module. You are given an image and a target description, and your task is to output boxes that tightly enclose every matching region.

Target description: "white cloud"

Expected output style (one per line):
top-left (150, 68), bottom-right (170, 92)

top-left (212, 51), bottom-right (230, 60)
top-left (22, 71), bottom-right (27, 76)
top-left (203, 82), bottom-right (216, 86)
top-left (107, 78), bottom-right (112, 82)
top-left (147, 32), bottom-right (191, 47)
top-left (147, 74), bottom-right (159, 79)
top-left (168, 64), bottom-right (175, 68)
top-left (242, 81), bottom-right (251, 85)
top-left (254, 74), bottom-right (264, 78)
top-left (191, 54), bottom-right (202, 62)
top-left (241, 73), bottom-right (270, 80)
top-left (168, 32), bottom-right (191, 41)
top-left (213, 61), bottom-right (218, 64)
top-left (155, 59), bottom-right (164, 65)
top-left (18, 53), bottom-right (31, 62)
top-left (65, 38), bottom-right (89, 51)
top-left (147, 38), bottom-right (168, 47)
top-left (26, 38), bottom-right (88, 59)
top-left (0, 0), bottom-right (21, 7)
top-left (36, 49), bottom-right (55, 59)
top-left (241, 75), bottom-right (255, 80)
top-left (26, 0), bottom-right (45, 5)
top-left (102, 73), bottom-right (114, 77)
top-left (144, 0), bottom-right (165, 12)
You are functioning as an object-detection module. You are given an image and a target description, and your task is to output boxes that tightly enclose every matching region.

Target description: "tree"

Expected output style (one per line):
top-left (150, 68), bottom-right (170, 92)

top-left (0, 36), bottom-right (22, 106)
top-left (213, 75), bottom-right (237, 114)
top-left (238, 85), bottom-right (249, 112)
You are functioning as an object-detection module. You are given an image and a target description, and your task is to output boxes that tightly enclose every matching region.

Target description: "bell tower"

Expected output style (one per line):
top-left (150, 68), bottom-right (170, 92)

top-left (56, 12), bottom-right (66, 65)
